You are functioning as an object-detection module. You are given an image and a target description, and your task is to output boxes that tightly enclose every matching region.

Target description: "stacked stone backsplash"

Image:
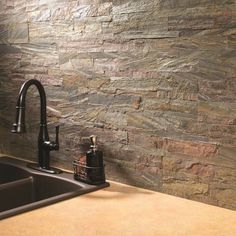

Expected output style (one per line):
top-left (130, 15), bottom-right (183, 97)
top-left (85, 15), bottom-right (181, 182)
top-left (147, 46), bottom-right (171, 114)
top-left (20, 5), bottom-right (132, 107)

top-left (0, 0), bottom-right (235, 209)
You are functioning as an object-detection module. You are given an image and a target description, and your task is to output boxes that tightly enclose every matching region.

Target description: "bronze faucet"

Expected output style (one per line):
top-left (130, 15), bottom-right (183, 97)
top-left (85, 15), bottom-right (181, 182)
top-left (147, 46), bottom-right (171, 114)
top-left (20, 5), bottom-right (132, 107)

top-left (11, 79), bottom-right (62, 174)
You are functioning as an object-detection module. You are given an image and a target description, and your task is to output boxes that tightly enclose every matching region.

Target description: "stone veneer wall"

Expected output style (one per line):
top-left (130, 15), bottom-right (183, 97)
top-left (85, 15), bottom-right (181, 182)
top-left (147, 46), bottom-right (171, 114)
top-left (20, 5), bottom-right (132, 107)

top-left (0, 0), bottom-right (236, 209)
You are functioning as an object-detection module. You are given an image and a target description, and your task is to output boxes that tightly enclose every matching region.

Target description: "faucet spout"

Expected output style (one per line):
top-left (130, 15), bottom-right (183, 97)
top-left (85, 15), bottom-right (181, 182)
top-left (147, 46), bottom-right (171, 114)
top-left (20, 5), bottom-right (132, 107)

top-left (12, 79), bottom-right (62, 174)
top-left (12, 79), bottom-right (47, 133)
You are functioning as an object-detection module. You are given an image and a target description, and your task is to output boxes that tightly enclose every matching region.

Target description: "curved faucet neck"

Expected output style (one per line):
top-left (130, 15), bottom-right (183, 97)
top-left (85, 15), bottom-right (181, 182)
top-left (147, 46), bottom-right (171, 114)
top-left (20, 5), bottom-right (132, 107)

top-left (17, 79), bottom-right (47, 125)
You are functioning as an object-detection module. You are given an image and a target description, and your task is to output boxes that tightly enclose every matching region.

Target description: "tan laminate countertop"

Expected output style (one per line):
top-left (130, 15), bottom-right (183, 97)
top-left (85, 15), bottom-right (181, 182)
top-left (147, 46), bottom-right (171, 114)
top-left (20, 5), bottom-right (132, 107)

top-left (0, 181), bottom-right (236, 236)
top-left (0, 155), bottom-right (236, 236)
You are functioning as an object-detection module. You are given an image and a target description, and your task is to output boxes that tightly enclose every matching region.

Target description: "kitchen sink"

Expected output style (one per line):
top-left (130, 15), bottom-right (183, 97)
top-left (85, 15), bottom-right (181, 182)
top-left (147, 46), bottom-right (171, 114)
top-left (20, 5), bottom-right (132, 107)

top-left (0, 156), bottom-right (109, 220)
top-left (0, 163), bottom-right (29, 184)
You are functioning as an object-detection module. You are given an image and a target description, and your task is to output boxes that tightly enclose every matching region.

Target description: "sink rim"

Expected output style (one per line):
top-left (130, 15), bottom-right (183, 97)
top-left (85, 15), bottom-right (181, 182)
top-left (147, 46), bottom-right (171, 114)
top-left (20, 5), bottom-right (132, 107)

top-left (0, 156), bottom-right (109, 220)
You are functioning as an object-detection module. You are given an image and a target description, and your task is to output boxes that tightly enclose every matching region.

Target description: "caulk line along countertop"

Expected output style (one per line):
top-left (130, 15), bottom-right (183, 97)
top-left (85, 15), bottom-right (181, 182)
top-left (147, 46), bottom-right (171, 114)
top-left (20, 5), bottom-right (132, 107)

top-left (0, 156), bottom-right (236, 236)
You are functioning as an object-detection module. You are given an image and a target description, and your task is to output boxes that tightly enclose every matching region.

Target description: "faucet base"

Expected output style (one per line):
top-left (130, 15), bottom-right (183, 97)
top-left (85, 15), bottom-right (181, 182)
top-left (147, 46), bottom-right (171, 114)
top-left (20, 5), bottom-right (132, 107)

top-left (27, 163), bottom-right (63, 174)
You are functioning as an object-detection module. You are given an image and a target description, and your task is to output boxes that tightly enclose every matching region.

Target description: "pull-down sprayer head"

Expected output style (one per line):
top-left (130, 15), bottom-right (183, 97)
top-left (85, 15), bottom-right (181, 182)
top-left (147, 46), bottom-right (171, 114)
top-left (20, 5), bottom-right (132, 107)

top-left (11, 106), bottom-right (26, 133)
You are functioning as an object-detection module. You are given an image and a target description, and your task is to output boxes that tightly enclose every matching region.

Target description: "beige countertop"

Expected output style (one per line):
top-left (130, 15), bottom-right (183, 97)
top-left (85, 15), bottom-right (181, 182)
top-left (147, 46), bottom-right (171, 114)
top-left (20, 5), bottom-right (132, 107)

top-left (0, 155), bottom-right (236, 236)
top-left (0, 181), bottom-right (236, 236)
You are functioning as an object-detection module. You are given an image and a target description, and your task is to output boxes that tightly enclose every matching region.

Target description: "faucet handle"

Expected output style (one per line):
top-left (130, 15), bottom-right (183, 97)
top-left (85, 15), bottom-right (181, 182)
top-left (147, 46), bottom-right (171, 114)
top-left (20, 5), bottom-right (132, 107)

top-left (55, 125), bottom-right (60, 150)
top-left (43, 125), bottom-right (60, 151)
top-left (55, 125), bottom-right (59, 143)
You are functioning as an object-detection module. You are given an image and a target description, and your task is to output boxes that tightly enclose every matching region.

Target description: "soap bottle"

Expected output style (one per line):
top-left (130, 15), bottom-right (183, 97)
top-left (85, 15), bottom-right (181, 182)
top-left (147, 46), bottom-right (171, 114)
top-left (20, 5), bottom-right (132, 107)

top-left (86, 135), bottom-right (105, 184)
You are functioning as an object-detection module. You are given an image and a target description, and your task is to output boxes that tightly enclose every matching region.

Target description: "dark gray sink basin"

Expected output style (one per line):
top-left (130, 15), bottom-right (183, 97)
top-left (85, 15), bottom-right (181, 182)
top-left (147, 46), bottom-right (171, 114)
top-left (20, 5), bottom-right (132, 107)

top-left (0, 163), bottom-right (30, 184)
top-left (0, 156), bottom-right (109, 220)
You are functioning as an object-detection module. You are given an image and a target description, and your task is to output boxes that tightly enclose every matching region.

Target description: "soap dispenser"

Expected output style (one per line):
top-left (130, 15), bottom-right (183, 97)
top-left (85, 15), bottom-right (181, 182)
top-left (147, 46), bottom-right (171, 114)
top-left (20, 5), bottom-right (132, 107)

top-left (73, 135), bottom-right (106, 185)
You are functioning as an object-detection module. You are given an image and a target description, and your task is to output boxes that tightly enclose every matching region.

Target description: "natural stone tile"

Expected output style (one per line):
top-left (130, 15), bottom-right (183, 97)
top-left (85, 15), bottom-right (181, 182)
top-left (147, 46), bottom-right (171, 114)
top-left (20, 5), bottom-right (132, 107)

top-left (101, 77), bottom-right (160, 94)
top-left (113, 0), bottom-right (156, 14)
top-left (88, 2), bottom-right (112, 17)
top-left (213, 166), bottom-right (236, 185)
top-left (88, 93), bottom-right (141, 109)
top-left (168, 15), bottom-right (215, 31)
top-left (214, 146), bottom-right (236, 168)
top-left (162, 180), bottom-right (209, 198)
top-left (142, 99), bottom-right (197, 114)
top-left (96, 110), bottom-right (128, 129)
top-left (105, 160), bottom-right (162, 190)
top-left (198, 79), bottom-right (236, 102)
top-left (160, 0), bottom-right (235, 10)
top-left (34, 74), bottom-right (63, 86)
top-left (210, 183), bottom-right (236, 210)
top-left (163, 154), bottom-right (216, 182)
top-left (0, 44), bottom-right (22, 58)
top-left (117, 32), bottom-right (179, 40)
top-left (0, 11), bottom-right (28, 24)
top-left (155, 137), bottom-right (219, 158)
top-left (28, 9), bottom-right (51, 22)
top-left (51, 1), bottom-right (79, 21)
top-left (0, 23), bottom-right (28, 44)
top-left (29, 21), bottom-right (74, 42)
top-left (73, 4), bottom-right (90, 19)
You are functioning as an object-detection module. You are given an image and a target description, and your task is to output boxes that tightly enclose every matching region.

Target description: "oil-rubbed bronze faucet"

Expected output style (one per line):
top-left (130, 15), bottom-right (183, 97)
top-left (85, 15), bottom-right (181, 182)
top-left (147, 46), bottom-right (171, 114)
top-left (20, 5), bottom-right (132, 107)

top-left (11, 79), bottom-right (62, 174)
